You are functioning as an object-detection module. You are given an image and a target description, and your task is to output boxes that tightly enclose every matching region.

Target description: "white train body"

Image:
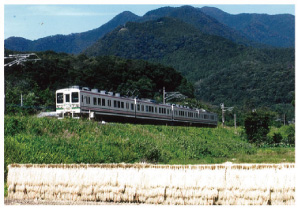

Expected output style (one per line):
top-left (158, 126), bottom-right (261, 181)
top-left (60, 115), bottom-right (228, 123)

top-left (56, 87), bottom-right (218, 126)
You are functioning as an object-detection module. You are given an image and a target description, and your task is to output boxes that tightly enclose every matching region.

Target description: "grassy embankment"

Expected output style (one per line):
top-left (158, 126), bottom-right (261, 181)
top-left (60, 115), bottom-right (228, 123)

top-left (4, 115), bottom-right (295, 197)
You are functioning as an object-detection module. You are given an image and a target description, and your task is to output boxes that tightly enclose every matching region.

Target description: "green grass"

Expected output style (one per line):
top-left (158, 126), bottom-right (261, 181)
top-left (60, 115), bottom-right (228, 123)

top-left (4, 115), bottom-right (295, 185)
top-left (4, 183), bottom-right (8, 197)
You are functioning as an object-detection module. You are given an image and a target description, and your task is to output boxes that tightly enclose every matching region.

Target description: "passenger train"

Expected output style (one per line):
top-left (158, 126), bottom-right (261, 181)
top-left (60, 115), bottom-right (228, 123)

top-left (56, 86), bottom-right (218, 127)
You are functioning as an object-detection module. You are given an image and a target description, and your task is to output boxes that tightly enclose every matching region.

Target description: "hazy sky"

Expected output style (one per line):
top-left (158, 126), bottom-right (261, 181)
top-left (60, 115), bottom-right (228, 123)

top-left (4, 4), bottom-right (295, 40)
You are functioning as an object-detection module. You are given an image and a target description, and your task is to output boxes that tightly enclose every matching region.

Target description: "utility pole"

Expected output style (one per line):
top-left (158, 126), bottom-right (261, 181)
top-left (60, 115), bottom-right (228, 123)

top-left (220, 103), bottom-right (234, 128)
top-left (163, 86), bottom-right (165, 104)
top-left (234, 114), bottom-right (237, 132)
top-left (221, 103), bottom-right (225, 128)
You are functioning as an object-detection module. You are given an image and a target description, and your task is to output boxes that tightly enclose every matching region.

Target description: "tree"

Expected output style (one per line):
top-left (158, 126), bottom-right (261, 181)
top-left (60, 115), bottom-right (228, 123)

top-left (244, 110), bottom-right (273, 145)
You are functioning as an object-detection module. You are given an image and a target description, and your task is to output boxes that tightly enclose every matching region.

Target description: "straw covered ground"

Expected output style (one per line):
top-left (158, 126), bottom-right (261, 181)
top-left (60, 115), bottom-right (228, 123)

top-left (6, 163), bottom-right (295, 205)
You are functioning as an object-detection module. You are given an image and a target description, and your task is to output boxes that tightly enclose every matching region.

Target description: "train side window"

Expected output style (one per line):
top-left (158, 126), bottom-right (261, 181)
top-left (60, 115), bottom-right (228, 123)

top-left (72, 92), bottom-right (79, 103)
top-left (137, 104), bottom-right (140, 111)
top-left (114, 100), bottom-right (117, 108)
top-left (146, 106), bottom-right (149, 112)
top-left (126, 102), bottom-right (129, 109)
top-left (121, 102), bottom-right (124, 109)
top-left (85, 96), bottom-right (90, 104)
top-left (141, 105), bottom-right (144, 111)
top-left (159, 107), bottom-right (161, 114)
top-left (81, 95), bottom-right (83, 103)
top-left (93, 97), bottom-right (97, 105)
top-left (204, 114), bottom-right (209, 119)
top-left (102, 99), bottom-right (105, 106)
top-left (167, 109), bottom-right (169, 115)
top-left (108, 100), bottom-right (111, 107)
top-left (131, 103), bottom-right (134, 110)
top-left (155, 107), bottom-right (157, 113)
top-left (98, 98), bottom-right (101, 106)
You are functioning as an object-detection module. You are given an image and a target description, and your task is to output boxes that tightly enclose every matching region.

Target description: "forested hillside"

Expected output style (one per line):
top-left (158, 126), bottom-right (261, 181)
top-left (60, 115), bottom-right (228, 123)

top-left (84, 17), bottom-right (294, 119)
top-left (4, 50), bottom-right (194, 113)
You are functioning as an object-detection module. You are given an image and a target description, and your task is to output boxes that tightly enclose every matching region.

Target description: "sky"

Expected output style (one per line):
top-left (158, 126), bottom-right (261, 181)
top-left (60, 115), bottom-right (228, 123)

top-left (4, 4), bottom-right (295, 41)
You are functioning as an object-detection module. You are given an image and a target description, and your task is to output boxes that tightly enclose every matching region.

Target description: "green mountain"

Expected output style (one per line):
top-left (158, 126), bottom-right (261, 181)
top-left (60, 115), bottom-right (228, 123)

top-left (84, 17), bottom-right (294, 118)
top-left (4, 11), bottom-right (140, 54)
top-left (200, 6), bottom-right (295, 48)
top-left (5, 6), bottom-right (295, 54)
top-left (140, 5), bottom-right (255, 46)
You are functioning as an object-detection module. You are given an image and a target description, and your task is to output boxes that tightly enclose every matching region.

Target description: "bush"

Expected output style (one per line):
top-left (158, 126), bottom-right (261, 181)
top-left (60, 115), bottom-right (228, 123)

top-left (244, 110), bottom-right (273, 145)
top-left (273, 133), bottom-right (283, 144)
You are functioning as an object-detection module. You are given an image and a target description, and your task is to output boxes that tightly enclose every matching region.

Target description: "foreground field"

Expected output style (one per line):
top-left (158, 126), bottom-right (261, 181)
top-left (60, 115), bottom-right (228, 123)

top-left (4, 115), bottom-right (295, 182)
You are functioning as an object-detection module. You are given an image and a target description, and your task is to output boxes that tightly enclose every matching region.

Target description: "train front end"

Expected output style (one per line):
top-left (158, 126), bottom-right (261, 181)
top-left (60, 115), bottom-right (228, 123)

top-left (56, 87), bottom-right (81, 118)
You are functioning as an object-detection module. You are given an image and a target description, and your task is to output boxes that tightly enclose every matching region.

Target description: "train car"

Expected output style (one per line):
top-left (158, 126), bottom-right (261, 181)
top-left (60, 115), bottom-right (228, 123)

top-left (56, 86), bottom-right (218, 127)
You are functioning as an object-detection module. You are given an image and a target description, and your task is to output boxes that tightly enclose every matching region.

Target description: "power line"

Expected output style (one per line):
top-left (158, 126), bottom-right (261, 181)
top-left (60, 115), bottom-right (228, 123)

top-left (4, 53), bottom-right (41, 67)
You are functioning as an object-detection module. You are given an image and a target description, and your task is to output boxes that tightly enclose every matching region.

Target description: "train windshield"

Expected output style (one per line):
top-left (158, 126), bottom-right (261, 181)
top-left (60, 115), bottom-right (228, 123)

top-left (72, 92), bottom-right (79, 103)
top-left (65, 94), bottom-right (70, 103)
top-left (57, 93), bottom-right (63, 103)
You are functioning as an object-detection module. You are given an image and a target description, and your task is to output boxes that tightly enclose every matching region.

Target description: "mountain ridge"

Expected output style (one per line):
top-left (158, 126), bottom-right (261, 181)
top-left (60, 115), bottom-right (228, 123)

top-left (4, 5), bottom-right (295, 54)
top-left (4, 11), bottom-right (140, 54)
top-left (200, 6), bottom-right (295, 47)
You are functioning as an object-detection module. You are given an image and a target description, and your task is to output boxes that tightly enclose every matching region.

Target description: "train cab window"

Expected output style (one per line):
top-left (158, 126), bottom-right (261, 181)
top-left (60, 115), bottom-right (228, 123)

top-left (102, 99), bottom-right (105, 106)
top-left (72, 92), bottom-right (79, 103)
top-left (98, 98), bottom-right (101, 106)
top-left (131, 103), bottom-right (134, 110)
top-left (93, 97), bottom-right (97, 105)
top-left (57, 93), bottom-right (63, 103)
top-left (65, 94), bottom-right (70, 103)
